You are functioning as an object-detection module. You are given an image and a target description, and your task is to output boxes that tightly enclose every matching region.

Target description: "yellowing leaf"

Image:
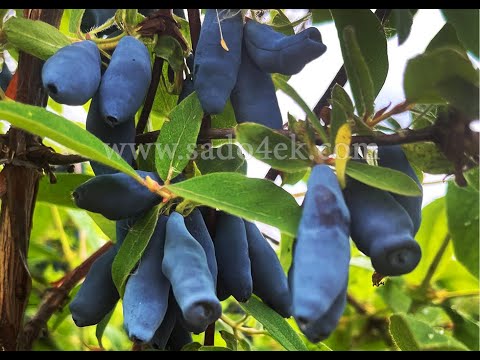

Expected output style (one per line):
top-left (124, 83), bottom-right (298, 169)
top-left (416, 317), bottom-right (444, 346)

top-left (334, 123), bottom-right (352, 188)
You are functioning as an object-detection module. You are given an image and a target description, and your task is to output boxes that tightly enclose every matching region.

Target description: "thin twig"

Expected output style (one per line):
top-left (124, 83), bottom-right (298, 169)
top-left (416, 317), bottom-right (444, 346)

top-left (136, 57), bottom-right (164, 135)
top-left (187, 9), bottom-right (201, 54)
top-left (22, 242), bottom-right (114, 350)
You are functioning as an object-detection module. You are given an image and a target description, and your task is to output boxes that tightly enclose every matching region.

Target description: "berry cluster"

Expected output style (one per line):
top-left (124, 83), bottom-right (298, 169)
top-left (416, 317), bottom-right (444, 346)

top-left (38, 9), bottom-right (423, 348)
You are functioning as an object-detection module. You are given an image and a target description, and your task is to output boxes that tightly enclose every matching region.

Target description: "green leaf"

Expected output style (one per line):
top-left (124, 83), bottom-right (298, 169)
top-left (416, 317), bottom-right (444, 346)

top-left (345, 161), bottom-right (422, 196)
top-left (377, 277), bottom-right (412, 313)
top-left (426, 23), bottom-right (465, 53)
top-left (238, 338), bottom-right (251, 351)
top-left (0, 101), bottom-right (142, 182)
top-left (281, 169), bottom-right (307, 186)
top-left (402, 142), bottom-right (454, 175)
top-left (239, 295), bottom-right (308, 351)
top-left (37, 174), bottom-right (93, 208)
top-left (404, 197), bottom-right (451, 286)
top-left (198, 346), bottom-right (232, 351)
top-left (436, 76), bottom-right (479, 119)
top-left (403, 47), bottom-right (479, 113)
top-left (340, 26), bottom-right (375, 118)
top-left (441, 9), bottom-right (479, 58)
top-left (181, 342), bottom-right (202, 351)
top-left (392, 9), bottom-right (413, 45)
top-left (270, 9), bottom-right (295, 36)
top-left (68, 9), bottom-right (85, 34)
top-left (329, 85), bottom-right (351, 146)
top-left (151, 73), bottom-right (179, 127)
top-left (236, 123), bottom-right (311, 172)
top-left (211, 99), bottom-right (237, 129)
top-left (195, 143), bottom-right (246, 175)
top-left (219, 330), bottom-right (238, 351)
top-left (154, 36), bottom-right (185, 72)
top-left (155, 92), bottom-right (203, 182)
top-left (165, 172), bottom-right (301, 237)
top-left (3, 16), bottom-right (71, 60)
top-left (272, 74), bottom-right (328, 143)
top-left (96, 309), bottom-right (114, 349)
top-left (389, 313), bottom-right (468, 350)
top-left (464, 167), bottom-right (479, 192)
top-left (331, 9), bottom-right (388, 97)
top-left (446, 181), bottom-right (479, 278)
top-left (280, 233), bottom-right (294, 274)
top-left (444, 302), bottom-right (480, 350)
top-left (88, 213), bottom-right (116, 242)
top-left (311, 9), bottom-right (332, 24)
top-left (111, 206), bottom-right (160, 296)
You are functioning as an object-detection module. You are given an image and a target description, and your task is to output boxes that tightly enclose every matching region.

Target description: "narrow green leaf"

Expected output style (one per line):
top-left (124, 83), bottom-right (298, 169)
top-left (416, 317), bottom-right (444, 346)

top-left (444, 304), bottom-right (480, 350)
top-left (404, 197), bottom-right (450, 285)
top-left (236, 123), bottom-right (311, 172)
top-left (240, 296), bottom-right (308, 351)
top-left (3, 16), bottom-right (71, 60)
top-left (341, 26), bottom-right (375, 118)
top-left (87, 213), bottom-right (116, 242)
top-left (270, 9), bottom-right (296, 36)
top-left (37, 174), bottom-right (93, 208)
top-left (404, 47), bottom-right (479, 106)
top-left (272, 74), bottom-right (328, 143)
top-left (346, 161), bottom-right (422, 196)
top-left (441, 9), bottom-right (479, 58)
top-left (311, 9), bottom-right (332, 24)
top-left (331, 9), bottom-right (388, 96)
top-left (392, 9), bottom-right (413, 45)
top-left (280, 233), bottom-right (294, 274)
top-left (281, 169), bottom-right (307, 186)
top-left (426, 23), bottom-right (465, 53)
top-left (96, 309), bottom-right (114, 349)
top-left (464, 167), bottom-right (479, 192)
top-left (181, 342), bottom-right (202, 351)
top-left (329, 84), bottom-right (353, 146)
top-left (436, 76), bottom-right (479, 119)
top-left (154, 36), bottom-right (185, 72)
top-left (211, 99), bottom-right (237, 129)
top-left (68, 9), bottom-right (85, 34)
top-left (238, 338), bottom-right (251, 351)
top-left (111, 206), bottom-right (160, 296)
top-left (389, 313), bottom-right (469, 351)
top-left (155, 92), bottom-right (203, 182)
top-left (401, 142), bottom-right (454, 175)
top-left (198, 346), bottom-right (232, 351)
top-left (219, 330), bottom-right (238, 351)
top-left (195, 143), bottom-right (246, 175)
top-left (446, 181), bottom-right (479, 278)
top-left (166, 172), bottom-right (302, 237)
top-left (0, 101), bottom-right (142, 182)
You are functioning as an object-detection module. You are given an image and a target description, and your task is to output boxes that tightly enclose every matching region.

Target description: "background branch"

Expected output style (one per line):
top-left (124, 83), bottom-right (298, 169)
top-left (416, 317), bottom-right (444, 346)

top-left (22, 242), bottom-right (114, 350)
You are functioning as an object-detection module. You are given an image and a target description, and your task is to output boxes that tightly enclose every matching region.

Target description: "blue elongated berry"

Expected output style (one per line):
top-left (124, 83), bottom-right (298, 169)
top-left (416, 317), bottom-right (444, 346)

top-left (230, 41), bottom-right (283, 129)
top-left (343, 176), bottom-right (421, 276)
top-left (0, 62), bottom-right (12, 92)
top-left (123, 215), bottom-right (170, 342)
top-left (184, 208), bottom-right (218, 286)
top-left (193, 9), bottom-right (243, 114)
top-left (291, 164), bottom-right (350, 334)
top-left (163, 212), bottom-right (221, 333)
top-left (377, 145), bottom-right (423, 234)
top-left (244, 20), bottom-right (327, 75)
top-left (42, 40), bottom-right (101, 105)
top-left (98, 36), bottom-right (152, 126)
top-left (86, 93), bottom-right (136, 175)
top-left (72, 170), bottom-right (163, 220)
top-left (244, 220), bottom-right (291, 317)
top-left (214, 212), bottom-right (253, 302)
top-left (151, 293), bottom-right (178, 350)
top-left (298, 280), bottom-right (347, 343)
top-left (69, 217), bottom-right (131, 327)
top-left (81, 9), bottom-right (117, 36)
top-left (166, 320), bottom-right (192, 351)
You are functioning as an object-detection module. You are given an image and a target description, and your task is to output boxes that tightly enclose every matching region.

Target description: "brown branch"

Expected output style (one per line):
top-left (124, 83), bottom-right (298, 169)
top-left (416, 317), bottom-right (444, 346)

top-left (0, 9), bottom-right (64, 351)
top-left (313, 9), bottom-right (392, 117)
top-left (22, 241), bottom-right (114, 350)
top-left (187, 9), bottom-right (201, 54)
top-left (136, 57), bottom-right (164, 136)
top-left (136, 126), bottom-right (437, 147)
